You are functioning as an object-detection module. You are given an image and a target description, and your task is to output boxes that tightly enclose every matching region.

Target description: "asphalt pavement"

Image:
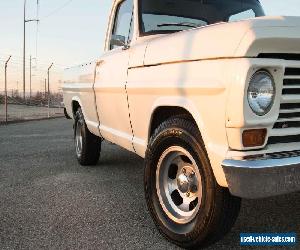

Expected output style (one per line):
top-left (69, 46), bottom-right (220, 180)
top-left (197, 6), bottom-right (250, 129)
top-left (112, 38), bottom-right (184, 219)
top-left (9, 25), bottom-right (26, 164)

top-left (0, 118), bottom-right (299, 250)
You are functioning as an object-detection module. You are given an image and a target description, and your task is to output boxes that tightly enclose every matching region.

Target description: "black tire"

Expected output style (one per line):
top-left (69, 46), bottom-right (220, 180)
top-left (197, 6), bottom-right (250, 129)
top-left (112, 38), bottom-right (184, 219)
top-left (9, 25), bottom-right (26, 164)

top-left (64, 107), bottom-right (72, 119)
top-left (74, 107), bottom-right (102, 166)
top-left (144, 118), bottom-right (241, 249)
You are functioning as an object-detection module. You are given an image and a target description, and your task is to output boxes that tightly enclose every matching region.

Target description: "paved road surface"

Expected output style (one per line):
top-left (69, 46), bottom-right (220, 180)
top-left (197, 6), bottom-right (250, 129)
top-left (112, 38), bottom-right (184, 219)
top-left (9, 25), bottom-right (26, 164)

top-left (0, 119), bottom-right (299, 249)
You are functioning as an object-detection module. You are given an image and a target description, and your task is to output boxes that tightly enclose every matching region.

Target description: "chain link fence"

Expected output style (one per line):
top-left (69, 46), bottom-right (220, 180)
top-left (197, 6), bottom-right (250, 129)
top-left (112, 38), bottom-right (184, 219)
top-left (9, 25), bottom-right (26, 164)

top-left (0, 92), bottom-right (64, 123)
top-left (0, 54), bottom-right (65, 123)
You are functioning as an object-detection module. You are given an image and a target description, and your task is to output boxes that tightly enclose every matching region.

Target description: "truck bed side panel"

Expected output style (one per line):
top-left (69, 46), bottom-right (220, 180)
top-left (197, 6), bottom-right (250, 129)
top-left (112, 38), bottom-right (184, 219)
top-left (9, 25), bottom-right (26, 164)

top-left (63, 62), bottom-right (100, 137)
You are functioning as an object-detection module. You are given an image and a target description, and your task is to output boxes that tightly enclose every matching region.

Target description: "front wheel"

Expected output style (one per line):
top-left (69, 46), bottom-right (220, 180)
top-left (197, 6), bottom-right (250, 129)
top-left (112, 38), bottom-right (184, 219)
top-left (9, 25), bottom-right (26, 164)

top-left (144, 118), bottom-right (241, 248)
top-left (74, 107), bottom-right (102, 166)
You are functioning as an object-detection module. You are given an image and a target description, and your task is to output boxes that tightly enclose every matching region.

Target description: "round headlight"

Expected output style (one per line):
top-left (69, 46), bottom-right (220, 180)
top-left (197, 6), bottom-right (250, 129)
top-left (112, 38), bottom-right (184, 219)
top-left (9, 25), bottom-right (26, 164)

top-left (247, 70), bottom-right (275, 116)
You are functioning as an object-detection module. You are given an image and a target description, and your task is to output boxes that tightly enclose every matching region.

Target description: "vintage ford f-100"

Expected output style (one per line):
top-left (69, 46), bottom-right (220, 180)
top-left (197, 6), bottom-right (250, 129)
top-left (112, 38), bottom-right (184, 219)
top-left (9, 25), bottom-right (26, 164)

top-left (63, 0), bottom-right (300, 248)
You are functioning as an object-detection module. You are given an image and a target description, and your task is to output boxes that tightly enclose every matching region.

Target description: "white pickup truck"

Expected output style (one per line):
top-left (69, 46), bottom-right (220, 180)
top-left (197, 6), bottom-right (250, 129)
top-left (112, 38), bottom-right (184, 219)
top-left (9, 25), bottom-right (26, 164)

top-left (63, 0), bottom-right (300, 248)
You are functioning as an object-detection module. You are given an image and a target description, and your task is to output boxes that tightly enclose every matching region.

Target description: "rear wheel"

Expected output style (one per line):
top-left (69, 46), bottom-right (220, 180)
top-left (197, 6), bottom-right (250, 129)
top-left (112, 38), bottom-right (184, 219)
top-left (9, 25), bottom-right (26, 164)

top-left (144, 118), bottom-right (241, 248)
top-left (64, 107), bottom-right (71, 119)
top-left (74, 107), bottom-right (102, 166)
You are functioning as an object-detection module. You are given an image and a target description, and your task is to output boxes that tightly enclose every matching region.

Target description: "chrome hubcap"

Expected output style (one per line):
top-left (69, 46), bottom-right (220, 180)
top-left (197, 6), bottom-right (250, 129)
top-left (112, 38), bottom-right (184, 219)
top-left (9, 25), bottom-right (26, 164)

top-left (177, 167), bottom-right (198, 195)
top-left (156, 146), bottom-right (202, 224)
top-left (75, 120), bottom-right (83, 158)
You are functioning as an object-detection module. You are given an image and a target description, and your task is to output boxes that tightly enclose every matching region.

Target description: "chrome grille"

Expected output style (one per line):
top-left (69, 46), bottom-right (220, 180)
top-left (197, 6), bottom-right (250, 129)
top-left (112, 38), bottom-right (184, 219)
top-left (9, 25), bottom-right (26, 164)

top-left (242, 150), bottom-right (300, 161)
top-left (268, 67), bottom-right (300, 145)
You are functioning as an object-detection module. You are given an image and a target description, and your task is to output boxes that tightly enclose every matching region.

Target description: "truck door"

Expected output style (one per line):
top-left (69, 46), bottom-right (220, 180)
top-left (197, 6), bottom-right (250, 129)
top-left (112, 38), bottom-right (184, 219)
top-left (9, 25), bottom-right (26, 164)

top-left (94, 0), bottom-right (134, 152)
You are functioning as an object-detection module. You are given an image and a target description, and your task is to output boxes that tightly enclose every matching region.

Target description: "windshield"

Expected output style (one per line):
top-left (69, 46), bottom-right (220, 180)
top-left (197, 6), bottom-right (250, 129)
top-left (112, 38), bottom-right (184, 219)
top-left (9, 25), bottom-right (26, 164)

top-left (139, 0), bottom-right (265, 35)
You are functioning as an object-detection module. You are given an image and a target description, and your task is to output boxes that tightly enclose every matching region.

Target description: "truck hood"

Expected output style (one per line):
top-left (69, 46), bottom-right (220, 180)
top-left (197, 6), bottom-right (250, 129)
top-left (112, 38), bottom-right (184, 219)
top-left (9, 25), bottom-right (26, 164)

top-left (144, 16), bottom-right (300, 66)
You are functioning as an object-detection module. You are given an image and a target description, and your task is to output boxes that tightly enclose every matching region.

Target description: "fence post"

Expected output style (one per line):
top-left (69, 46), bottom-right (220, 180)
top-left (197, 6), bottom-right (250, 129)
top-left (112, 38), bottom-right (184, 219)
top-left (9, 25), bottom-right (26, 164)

top-left (44, 78), bottom-right (47, 99)
top-left (5, 56), bottom-right (12, 123)
top-left (47, 63), bottom-right (53, 118)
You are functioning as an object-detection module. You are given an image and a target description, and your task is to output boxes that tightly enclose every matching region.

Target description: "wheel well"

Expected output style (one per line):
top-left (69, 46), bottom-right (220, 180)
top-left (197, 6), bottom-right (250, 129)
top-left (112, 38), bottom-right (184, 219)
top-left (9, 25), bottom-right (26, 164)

top-left (149, 106), bottom-right (196, 138)
top-left (72, 101), bottom-right (80, 118)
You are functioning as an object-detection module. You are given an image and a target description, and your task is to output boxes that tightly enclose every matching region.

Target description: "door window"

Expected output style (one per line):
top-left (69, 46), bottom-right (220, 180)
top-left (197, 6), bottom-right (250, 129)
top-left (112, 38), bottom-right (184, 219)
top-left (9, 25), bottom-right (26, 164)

top-left (139, 0), bottom-right (264, 35)
top-left (229, 9), bottom-right (256, 22)
top-left (110, 0), bottom-right (133, 50)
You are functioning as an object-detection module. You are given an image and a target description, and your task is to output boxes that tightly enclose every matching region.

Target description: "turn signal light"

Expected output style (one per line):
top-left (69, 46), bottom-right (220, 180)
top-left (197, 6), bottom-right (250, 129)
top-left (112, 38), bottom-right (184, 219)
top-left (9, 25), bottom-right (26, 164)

top-left (242, 129), bottom-right (267, 147)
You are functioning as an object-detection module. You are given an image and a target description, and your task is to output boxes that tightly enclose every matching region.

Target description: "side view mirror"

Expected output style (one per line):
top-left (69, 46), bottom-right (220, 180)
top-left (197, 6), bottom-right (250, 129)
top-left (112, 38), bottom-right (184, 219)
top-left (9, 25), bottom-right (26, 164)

top-left (110, 35), bottom-right (126, 47)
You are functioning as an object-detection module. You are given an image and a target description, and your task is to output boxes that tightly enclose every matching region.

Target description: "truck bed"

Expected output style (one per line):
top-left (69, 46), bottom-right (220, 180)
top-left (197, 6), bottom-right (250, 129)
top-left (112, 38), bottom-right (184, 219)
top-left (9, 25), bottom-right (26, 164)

top-left (63, 61), bottom-right (100, 136)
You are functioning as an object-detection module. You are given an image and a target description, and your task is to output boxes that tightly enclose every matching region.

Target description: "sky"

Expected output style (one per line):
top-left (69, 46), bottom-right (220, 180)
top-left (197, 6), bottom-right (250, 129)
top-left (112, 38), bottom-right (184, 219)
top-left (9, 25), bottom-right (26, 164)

top-left (0, 0), bottom-right (300, 92)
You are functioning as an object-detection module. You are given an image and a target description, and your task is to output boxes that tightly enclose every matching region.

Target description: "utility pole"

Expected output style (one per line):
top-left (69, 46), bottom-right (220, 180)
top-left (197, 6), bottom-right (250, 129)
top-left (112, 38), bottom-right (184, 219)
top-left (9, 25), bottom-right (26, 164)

top-left (30, 55), bottom-right (32, 102)
top-left (47, 63), bottom-right (53, 118)
top-left (44, 78), bottom-right (47, 99)
top-left (5, 56), bottom-right (12, 123)
top-left (29, 56), bottom-right (36, 104)
top-left (23, 0), bottom-right (39, 102)
top-left (17, 81), bottom-right (19, 96)
top-left (23, 0), bottom-right (26, 101)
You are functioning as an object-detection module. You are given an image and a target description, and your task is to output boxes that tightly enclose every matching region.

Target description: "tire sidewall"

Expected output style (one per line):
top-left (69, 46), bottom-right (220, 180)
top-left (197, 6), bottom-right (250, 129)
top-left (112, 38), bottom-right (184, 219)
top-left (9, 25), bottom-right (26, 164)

top-left (74, 108), bottom-right (87, 162)
top-left (145, 120), bottom-right (217, 247)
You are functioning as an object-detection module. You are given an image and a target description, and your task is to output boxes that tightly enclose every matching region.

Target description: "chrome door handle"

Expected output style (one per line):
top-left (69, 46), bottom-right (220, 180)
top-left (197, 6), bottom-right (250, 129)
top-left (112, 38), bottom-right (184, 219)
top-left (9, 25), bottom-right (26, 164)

top-left (96, 60), bottom-right (104, 67)
top-left (94, 60), bottom-right (104, 79)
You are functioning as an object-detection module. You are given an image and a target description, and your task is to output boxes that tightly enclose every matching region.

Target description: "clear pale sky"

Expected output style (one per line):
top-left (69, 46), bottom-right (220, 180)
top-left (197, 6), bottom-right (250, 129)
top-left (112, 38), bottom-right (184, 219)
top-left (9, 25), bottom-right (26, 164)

top-left (0, 0), bottom-right (300, 92)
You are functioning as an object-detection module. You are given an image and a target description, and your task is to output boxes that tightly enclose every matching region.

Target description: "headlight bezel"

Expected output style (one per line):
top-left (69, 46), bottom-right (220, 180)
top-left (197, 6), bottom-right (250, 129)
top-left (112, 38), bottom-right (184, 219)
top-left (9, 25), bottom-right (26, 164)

top-left (247, 70), bottom-right (276, 116)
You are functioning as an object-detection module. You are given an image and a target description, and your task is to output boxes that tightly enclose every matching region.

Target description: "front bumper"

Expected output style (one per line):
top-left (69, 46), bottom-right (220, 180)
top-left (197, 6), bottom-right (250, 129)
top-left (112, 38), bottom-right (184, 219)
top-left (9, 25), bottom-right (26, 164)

top-left (222, 156), bottom-right (300, 199)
